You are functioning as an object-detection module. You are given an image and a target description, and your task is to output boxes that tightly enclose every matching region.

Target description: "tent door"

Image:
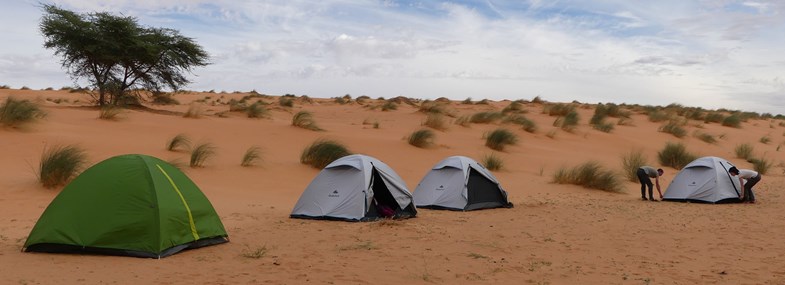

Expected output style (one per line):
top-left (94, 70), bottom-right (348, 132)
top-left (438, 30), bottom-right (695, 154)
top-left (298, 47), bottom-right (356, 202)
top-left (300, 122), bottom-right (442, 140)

top-left (465, 168), bottom-right (506, 210)
top-left (365, 167), bottom-right (400, 219)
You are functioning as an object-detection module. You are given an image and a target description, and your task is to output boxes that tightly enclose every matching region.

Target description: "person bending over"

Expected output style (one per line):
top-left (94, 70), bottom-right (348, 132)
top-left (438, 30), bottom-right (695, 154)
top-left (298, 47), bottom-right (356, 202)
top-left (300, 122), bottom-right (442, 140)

top-left (729, 166), bottom-right (760, 203)
top-left (637, 166), bottom-right (663, 201)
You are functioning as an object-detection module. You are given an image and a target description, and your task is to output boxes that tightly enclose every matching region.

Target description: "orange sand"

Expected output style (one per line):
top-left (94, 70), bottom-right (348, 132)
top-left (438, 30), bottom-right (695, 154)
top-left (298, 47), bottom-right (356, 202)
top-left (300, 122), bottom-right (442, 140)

top-left (1, 89), bottom-right (784, 284)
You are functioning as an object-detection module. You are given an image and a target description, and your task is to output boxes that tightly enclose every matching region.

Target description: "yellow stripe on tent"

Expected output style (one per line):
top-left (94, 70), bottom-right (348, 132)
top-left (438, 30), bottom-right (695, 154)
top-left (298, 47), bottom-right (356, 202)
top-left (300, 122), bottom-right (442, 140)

top-left (156, 164), bottom-right (200, 240)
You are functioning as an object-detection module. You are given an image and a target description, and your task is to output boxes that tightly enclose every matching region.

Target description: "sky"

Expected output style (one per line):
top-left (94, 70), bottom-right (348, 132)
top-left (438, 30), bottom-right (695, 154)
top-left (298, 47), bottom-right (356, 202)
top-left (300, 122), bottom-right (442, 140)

top-left (1, 0), bottom-right (784, 114)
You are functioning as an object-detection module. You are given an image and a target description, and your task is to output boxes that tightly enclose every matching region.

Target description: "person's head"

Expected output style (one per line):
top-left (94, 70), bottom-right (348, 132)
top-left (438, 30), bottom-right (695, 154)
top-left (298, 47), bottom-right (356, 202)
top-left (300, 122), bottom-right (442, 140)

top-left (729, 166), bottom-right (739, 175)
top-left (657, 168), bottom-right (664, 176)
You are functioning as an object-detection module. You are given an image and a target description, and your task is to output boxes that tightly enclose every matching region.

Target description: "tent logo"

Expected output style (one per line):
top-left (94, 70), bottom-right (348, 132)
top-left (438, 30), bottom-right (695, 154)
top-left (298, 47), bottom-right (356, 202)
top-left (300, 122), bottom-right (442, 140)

top-left (436, 185), bottom-right (445, 190)
top-left (689, 181), bottom-right (697, 186)
top-left (328, 190), bottom-right (340, 197)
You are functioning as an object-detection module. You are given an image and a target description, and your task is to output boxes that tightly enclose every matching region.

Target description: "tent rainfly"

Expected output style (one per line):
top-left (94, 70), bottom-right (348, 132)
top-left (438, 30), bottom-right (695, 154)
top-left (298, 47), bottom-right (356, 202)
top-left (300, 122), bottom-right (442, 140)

top-left (663, 156), bottom-right (743, 203)
top-left (413, 156), bottom-right (513, 211)
top-left (24, 154), bottom-right (228, 258)
top-left (291, 154), bottom-right (417, 221)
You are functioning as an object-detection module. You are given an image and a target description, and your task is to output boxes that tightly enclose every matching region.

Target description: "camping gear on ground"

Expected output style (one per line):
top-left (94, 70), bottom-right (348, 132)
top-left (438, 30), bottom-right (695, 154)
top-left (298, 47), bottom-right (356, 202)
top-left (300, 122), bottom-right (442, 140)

top-left (413, 156), bottom-right (513, 211)
top-left (24, 154), bottom-right (228, 258)
top-left (291, 154), bottom-right (417, 221)
top-left (663, 156), bottom-right (743, 203)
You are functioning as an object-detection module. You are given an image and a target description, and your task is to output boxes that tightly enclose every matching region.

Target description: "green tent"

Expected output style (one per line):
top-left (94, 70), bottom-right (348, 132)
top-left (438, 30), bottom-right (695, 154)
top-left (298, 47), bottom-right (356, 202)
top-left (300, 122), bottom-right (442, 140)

top-left (24, 154), bottom-right (228, 258)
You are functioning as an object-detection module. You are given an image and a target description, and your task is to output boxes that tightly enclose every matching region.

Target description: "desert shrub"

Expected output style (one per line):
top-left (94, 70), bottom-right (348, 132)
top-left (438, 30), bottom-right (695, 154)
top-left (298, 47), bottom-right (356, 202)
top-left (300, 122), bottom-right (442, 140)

top-left (151, 92), bottom-right (179, 105)
top-left (621, 149), bottom-right (648, 182)
top-left (546, 130), bottom-right (557, 139)
top-left (279, 96), bottom-right (294, 107)
top-left (694, 132), bottom-right (717, 144)
top-left (190, 142), bottom-right (216, 167)
top-left (482, 153), bottom-right (503, 171)
top-left (455, 115), bottom-right (471, 127)
top-left (423, 113), bottom-right (448, 131)
top-left (0, 85), bottom-right (10, 89)
top-left (98, 106), bottom-right (122, 120)
top-left (38, 144), bottom-right (87, 188)
top-left (552, 161), bottom-right (621, 192)
top-left (485, 128), bottom-right (518, 151)
top-left (408, 129), bottom-right (435, 148)
top-left (659, 120), bottom-right (687, 138)
top-left (531, 96), bottom-right (544, 104)
top-left (355, 95), bottom-right (370, 104)
top-left (247, 102), bottom-right (269, 118)
top-left (183, 104), bottom-right (204, 118)
top-left (760, 136), bottom-right (771, 144)
top-left (647, 110), bottom-right (670, 123)
top-left (462, 97), bottom-right (473, 104)
top-left (476, 99), bottom-right (490, 105)
top-left (553, 110), bottom-right (579, 132)
top-left (749, 157), bottom-right (772, 174)
top-left (292, 111), bottom-right (323, 131)
top-left (722, 115), bottom-right (742, 128)
top-left (300, 139), bottom-right (351, 169)
top-left (734, 143), bottom-right (754, 161)
top-left (503, 114), bottom-right (536, 133)
top-left (704, 112), bottom-right (725, 123)
top-left (334, 97), bottom-right (349, 104)
top-left (617, 117), bottom-right (634, 126)
top-left (20, 86), bottom-right (31, 90)
top-left (381, 101), bottom-right (398, 111)
top-left (658, 142), bottom-right (696, 169)
top-left (545, 103), bottom-right (574, 116)
top-left (0, 97), bottom-right (47, 127)
top-left (241, 146), bottom-right (263, 167)
top-left (502, 101), bottom-right (525, 114)
top-left (166, 134), bottom-right (191, 152)
top-left (593, 121), bottom-right (614, 133)
top-left (470, 111), bottom-right (503, 124)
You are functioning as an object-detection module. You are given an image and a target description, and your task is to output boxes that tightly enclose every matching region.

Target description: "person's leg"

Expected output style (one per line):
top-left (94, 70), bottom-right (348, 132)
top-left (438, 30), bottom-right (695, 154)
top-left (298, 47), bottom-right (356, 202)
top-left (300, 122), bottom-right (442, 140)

top-left (648, 183), bottom-right (655, 201)
top-left (637, 168), bottom-right (648, 200)
top-left (746, 175), bottom-right (760, 202)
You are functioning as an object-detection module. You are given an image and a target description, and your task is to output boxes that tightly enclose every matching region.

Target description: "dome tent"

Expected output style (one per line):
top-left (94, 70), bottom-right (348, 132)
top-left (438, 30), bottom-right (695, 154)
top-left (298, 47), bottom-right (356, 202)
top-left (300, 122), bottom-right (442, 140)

top-left (663, 156), bottom-right (743, 203)
top-left (413, 156), bottom-right (513, 211)
top-left (24, 154), bottom-right (228, 258)
top-left (291, 154), bottom-right (417, 221)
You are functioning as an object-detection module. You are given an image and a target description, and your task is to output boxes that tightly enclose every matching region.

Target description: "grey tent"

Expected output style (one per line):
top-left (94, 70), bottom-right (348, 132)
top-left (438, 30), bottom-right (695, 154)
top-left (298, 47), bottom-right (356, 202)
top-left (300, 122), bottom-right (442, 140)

top-left (663, 156), bottom-right (743, 203)
top-left (413, 156), bottom-right (513, 211)
top-left (291, 154), bottom-right (417, 221)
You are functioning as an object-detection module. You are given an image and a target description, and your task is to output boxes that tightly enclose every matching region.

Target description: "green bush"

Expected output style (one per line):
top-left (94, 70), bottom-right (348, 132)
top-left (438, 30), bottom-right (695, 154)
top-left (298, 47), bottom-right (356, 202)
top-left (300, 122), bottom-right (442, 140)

top-left (552, 161), bottom-right (621, 192)
top-left (749, 157), bottom-right (772, 175)
top-left (381, 101), bottom-right (398, 111)
top-left (38, 144), bottom-right (87, 188)
top-left (482, 153), bottom-right (503, 171)
top-left (657, 142), bottom-right (696, 169)
top-left (462, 97), bottom-right (473, 104)
top-left (734, 143), bottom-right (754, 161)
top-left (190, 142), bottom-right (216, 167)
top-left (241, 146), bottom-right (263, 167)
top-left (279, 97), bottom-right (294, 107)
top-left (0, 97), bottom-right (47, 127)
top-left (423, 113), bottom-right (448, 131)
top-left (247, 102), bottom-right (269, 118)
top-left (659, 120), bottom-right (687, 138)
top-left (98, 106), bottom-right (123, 120)
top-left (151, 92), bottom-right (179, 105)
top-left (455, 115), bottom-right (471, 127)
top-left (166, 134), bottom-right (191, 152)
top-left (408, 129), bottom-right (435, 148)
top-left (502, 101), bottom-right (525, 114)
top-left (703, 112), bottom-right (724, 123)
top-left (300, 139), bottom-right (351, 169)
top-left (292, 111), bottom-right (323, 131)
top-left (593, 121), bottom-right (614, 133)
top-left (621, 149), bottom-right (648, 182)
top-left (694, 132), bottom-right (717, 144)
top-left (553, 110), bottom-right (579, 132)
top-left (544, 103), bottom-right (574, 116)
top-left (503, 114), bottom-right (536, 133)
top-left (759, 136), bottom-right (771, 144)
top-left (722, 115), bottom-right (742, 128)
top-left (485, 128), bottom-right (518, 151)
top-left (470, 111), bottom-right (503, 124)
top-left (647, 111), bottom-right (670, 123)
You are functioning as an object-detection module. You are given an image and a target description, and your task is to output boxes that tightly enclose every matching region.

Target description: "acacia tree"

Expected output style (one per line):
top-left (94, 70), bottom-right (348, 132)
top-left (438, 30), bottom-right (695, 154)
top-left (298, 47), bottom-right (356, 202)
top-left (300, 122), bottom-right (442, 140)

top-left (40, 5), bottom-right (209, 106)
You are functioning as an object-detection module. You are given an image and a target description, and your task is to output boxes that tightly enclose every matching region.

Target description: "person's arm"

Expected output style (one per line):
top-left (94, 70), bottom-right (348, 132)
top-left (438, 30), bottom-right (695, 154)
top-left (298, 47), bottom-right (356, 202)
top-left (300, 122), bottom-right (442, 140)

top-left (655, 177), bottom-right (663, 199)
top-left (739, 177), bottom-right (745, 199)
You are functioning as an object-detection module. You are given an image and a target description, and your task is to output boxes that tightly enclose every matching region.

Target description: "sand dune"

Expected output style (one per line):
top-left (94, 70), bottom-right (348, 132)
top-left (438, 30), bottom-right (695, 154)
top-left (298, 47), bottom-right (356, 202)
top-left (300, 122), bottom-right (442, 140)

top-left (1, 89), bottom-right (784, 284)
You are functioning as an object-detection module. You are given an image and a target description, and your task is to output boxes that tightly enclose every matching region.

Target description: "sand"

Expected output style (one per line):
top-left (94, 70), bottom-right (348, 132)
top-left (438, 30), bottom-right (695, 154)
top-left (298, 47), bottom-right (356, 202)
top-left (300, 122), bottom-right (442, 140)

top-left (1, 89), bottom-right (784, 284)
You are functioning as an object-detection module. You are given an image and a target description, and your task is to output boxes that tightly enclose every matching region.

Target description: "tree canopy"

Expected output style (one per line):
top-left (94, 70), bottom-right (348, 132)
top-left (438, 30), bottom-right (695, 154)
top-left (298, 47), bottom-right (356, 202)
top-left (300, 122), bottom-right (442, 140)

top-left (40, 5), bottom-right (209, 106)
